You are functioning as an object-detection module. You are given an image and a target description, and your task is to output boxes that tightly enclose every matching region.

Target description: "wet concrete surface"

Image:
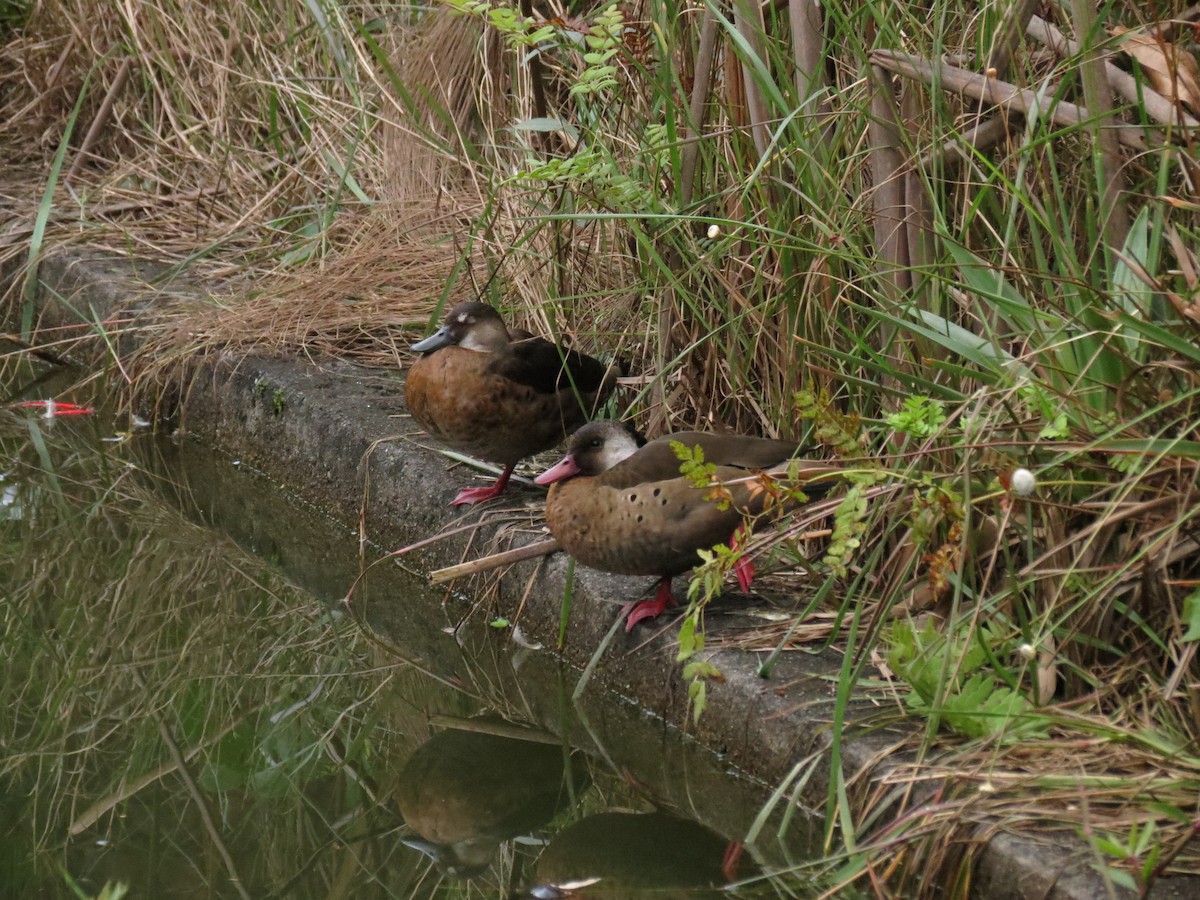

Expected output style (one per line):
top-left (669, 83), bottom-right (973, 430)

top-left (10, 248), bottom-right (1200, 899)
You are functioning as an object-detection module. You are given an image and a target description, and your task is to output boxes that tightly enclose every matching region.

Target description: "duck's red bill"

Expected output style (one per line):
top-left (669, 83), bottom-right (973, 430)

top-left (535, 455), bottom-right (579, 485)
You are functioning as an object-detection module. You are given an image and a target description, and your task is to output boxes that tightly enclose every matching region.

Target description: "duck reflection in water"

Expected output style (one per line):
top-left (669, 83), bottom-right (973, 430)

top-left (531, 810), bottom-right (747, 898)
top-left (395, 723), bottom-right (588, 878)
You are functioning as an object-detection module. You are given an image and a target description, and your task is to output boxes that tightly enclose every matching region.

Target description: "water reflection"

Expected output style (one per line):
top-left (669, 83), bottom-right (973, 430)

top-left (396, 722), bottom-right (587, 878)
top-left (0, 361), bottom-right (823, 898)
top-left (1, 381), bottom-right (403, 898)
top-left (533, 811), bottom-right (738, 899)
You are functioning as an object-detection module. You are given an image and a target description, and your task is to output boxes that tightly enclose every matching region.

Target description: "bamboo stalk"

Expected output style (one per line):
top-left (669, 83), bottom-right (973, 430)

top-left (429, 537), bottom-right (560, 583)
top-left (427, 714), bottom-right (563, 744)
top-left (903, 93), bottom-right (935, 310)
top-left (788, 0), bottom-right (826, 107)
top-left (912, 0), bottom-right (1036, 177)
top-left (680, 8), bottom-right (720, 208)
top-left (917, 116), bottom-right (1012, 171)
top-left (869, 50), bottom-right (1151, 152)
top-left (1065, 0), bottom-right (1131, 250)
top-left (1027, 14), bottom-right (1200, 130)
top-left (66, 57), bottom-right (133, 184)
top-left (866, 63), bottom-right (911, 302)
top-left (732, 0), bottom-right (772, 159)
top-left (131, 670), bottom-right (251, 900)
top-left (69, 714), bottom-right (245, 835)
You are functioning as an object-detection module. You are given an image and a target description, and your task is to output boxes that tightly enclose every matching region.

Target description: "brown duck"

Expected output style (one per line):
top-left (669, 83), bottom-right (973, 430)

top-left (535, 421), bottom-right (837, 628)
top-left (406, 301), bottom-right (618, 506)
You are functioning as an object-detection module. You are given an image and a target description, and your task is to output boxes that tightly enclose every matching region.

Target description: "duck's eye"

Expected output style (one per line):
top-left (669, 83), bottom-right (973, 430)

top-left (588, 438), bottom-right (602, 448)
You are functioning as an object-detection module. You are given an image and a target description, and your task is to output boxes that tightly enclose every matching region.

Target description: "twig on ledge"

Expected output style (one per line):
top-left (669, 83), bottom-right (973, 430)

top-left (430, 538), bottom-right (561, 583)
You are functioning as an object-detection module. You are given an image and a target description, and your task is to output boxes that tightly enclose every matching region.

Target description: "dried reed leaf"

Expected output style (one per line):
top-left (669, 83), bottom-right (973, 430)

top-left (1035, 633), bottom-right (1057, 705)
top-left (1165, 225), bottom-right (1199, 289)
top-left (1164, 290), bottom-right (1200, 322)
top-left (380, 9), bottom-right (503, 205)
top-left (1164, 226), bottom-right (1200, 324)
top-left (1113, 25), bottom-right (1200, 113)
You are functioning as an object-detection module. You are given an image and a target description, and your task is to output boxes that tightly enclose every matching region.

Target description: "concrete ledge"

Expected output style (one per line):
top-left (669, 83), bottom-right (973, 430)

top-left (13, 248), bottom-right (1198, 899)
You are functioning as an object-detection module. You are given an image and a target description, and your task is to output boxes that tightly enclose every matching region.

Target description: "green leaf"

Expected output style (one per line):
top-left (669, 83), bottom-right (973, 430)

top-left (1111, 205), bottom-right (1157, 329)
top-left (944, 239), bottom-right (1043, 334)
top-left (1105, 869), bottom-right (1138, 891)
top-left (672, 440), bottom-right (716, 485)
top-left (907, 308), bottom-right (1025, 375)
top-left (689, 679), bottom-right (707, 723)
top-left (677, 615), bottom-right (699, 660)
top-left (885, 396), bottom-right (946, 438)
top-left (1094, 439), bottom-right (1200, 461)
top-left (1181, 587), bottom-right (1200, 643)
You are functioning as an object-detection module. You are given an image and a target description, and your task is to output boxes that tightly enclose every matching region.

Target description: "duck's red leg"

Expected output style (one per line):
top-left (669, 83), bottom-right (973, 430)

top-left (450, 464), bottom-right (514, 506)
top-left (621, 577), bottom-right (677, 630)
top-left (730, 524), bottom-right (755, 594)
top-left (721, 840), bottom-right (744, 882)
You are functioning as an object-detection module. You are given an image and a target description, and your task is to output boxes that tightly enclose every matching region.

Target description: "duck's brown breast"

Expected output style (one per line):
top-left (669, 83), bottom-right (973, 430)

top-left (545, 475), bottom-right (749, 578)
top-left (406, 347), bottom-right (594, 465)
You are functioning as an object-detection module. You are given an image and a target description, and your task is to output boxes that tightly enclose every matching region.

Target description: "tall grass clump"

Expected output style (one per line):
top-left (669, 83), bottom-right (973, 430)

top-left (0, 0), bottom-right (386, 280)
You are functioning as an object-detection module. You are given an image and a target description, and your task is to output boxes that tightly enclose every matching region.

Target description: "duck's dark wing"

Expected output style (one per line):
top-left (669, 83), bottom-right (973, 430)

top-left (598, 432), bottom-right (803, 490)
top-left (676, 432), bottom-right (801, 469)
top-left (491, 338), bottom-right (612, 395)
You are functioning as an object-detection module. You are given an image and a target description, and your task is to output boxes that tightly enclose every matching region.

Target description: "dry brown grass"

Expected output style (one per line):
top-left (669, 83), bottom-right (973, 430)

top-left (128, 202), bottom-right (477, 388)
top-left (1, 0), bottom-right (386, 277)
top-left (378, 10), bottom-right (501, 205)
top-left (851, 734), bottom-right (1200, 891)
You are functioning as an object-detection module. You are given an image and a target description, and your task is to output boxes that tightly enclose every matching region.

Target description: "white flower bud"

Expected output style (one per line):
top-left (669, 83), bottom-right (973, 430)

top-left (1010, 468), bottom-right (1036, 496)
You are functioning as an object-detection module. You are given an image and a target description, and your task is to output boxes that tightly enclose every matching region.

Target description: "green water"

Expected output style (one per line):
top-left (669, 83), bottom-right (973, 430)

top-left (0, 364), bottom-right (822, 899)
